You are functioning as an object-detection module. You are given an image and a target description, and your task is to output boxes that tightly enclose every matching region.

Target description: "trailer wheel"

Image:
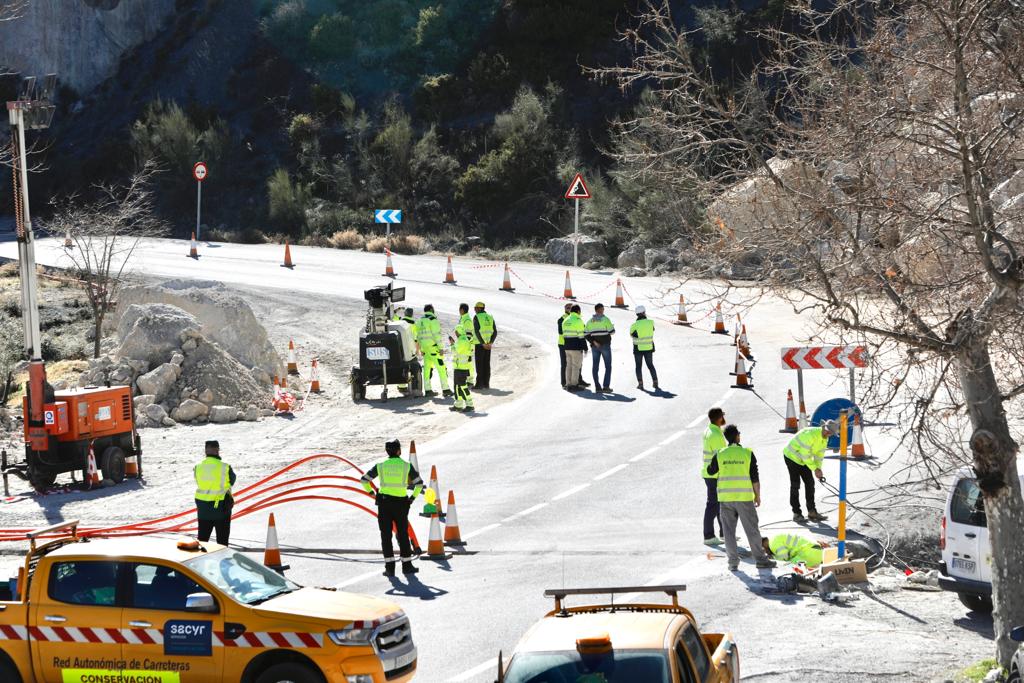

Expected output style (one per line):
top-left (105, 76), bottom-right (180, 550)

top-left (350, 368), bottom-right (365, 402)
top-left (29, 469), bottom-right (56, 493)
top-left (100, 446), bottom-right (126, 484)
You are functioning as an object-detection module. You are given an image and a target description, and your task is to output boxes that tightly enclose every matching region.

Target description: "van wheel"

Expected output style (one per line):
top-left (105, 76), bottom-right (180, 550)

top-left (957, 592), bottom-right (993, 613)
top-left (100, 446), bottom-right (126, 484)
top-left (0, 657), bottom-right (23, 683)
top-left (254, 662), bottom-right (323, 683)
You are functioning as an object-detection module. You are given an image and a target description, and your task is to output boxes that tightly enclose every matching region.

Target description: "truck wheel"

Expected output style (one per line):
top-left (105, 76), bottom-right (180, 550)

top-left (254, 662), bottom-right (323, 683)
top-left (29, 469), bottom-right (56, 492)
top-left (100, 446), bottom-right (126, 484)
top-left (957, 592), bottom-right (993, 613)
top-left (0, 657), bottom-right (22, 683)
top-left (350, 369), bottom-right (365, 402)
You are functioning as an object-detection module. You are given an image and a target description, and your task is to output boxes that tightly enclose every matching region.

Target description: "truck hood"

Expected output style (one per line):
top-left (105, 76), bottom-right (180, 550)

top-left (252, 587), bottom-right (403, 627)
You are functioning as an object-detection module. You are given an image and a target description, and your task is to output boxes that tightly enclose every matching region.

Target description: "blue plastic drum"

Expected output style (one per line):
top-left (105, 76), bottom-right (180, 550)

top-left (809, 398), bottom-right (862, 450)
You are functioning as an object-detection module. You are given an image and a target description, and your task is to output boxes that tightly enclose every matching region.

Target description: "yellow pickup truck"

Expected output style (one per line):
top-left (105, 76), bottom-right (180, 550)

top-left (496, 585), bottom-right (738, 683)
top-left (0, 521), bottom-right (416, 683)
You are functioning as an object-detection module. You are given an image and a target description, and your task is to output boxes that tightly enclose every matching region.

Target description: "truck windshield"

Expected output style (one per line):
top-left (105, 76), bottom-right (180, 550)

top-left (503, 650), bottom-right (671, 683)
top-left (185, 549), bottom-right (299, 605)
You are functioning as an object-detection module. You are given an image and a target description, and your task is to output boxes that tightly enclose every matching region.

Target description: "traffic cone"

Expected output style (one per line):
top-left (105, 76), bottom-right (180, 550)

top-left (443, 255), bottom-right (457, 284)
top-left (712, 303), bottom-right (728, 335)
top-left (426, 513), bottom-right (447, 560)
top-left (733, 314), bottom-right (742, 346)
top-left (674, 294), bottom-right (690, 325)
top-left (499, 262), bottom-right (515, 292)
top-left (563, 271), bottom-right (575, 299)
top-left (286, 340), bottom-right (299, 375)
top-left (429, 465), bottom-right (443, 516)
top-left (851, 414), bottom-right (868, 457)
top-left (382, 248), bottom-right (397, 278)
top-left (444, 490), bottom-right (465, 546)
top-left (730, 348), bottom-right (753, 389)
top-left (281, 240), bottom-right (294, 269)
top-left (85, 444), bottom-right (101, 488)
top-left (263, 513), bottom-right (289, 572)
top-left (125, 453), bottom-right (140, 478)
top-left (187, 232), bottom-right (198, 259)
top-left (798, 398), bottom-right (809, 429)
top-left (780, 390), bottom-right (798, 433)
top-left (611, 279), bottom-right (628, 309)
top-left (309, 359), bottom-right (321, 393)
top-left (738, 324), bottom-right (752, 359)
top-left (409, 440), bottom-right (419, 475)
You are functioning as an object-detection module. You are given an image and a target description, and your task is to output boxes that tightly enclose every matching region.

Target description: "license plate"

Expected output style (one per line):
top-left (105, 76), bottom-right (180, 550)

top-left (366, 347), bottom-right (390, 361)
top-left (952, 558), bottom-right (976, 573)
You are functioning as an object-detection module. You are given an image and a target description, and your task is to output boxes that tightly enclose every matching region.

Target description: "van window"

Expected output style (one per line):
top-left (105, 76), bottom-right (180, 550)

top-left (950, 478), bottom-right (987, 527)
top-left (50, 561), bottom-right (120, 606)
top-left (130, 563), bottom-right (207, 611)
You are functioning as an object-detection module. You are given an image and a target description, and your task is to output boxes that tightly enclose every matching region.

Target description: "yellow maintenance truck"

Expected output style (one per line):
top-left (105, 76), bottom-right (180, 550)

top-left (0, 521), bottom-right (416, 683)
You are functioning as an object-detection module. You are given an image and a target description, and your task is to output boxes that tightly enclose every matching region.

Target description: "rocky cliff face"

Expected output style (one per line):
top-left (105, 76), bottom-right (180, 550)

top-left (0, 0), bottom-right (175, 93)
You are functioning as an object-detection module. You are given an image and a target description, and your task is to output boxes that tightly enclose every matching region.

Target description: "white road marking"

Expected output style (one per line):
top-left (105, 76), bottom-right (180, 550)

top-left (502, 502), bottom-right (548, 522)
top-left (552, 483), bottom-right (590, 501)
top-left (658, 429), bottom-right (686, 446)
top-left (333, 568), bottom-right (384, 589)
top-left (447, 657), bottom-right (498, 682)
top-left (462, 523), bottom-right (501, 540)
top-left (630, 446), bottom-right (659, 462)
top-left (594, 463), bottom-right (628, 481)
top-left (685, 388), bottom-right (736, 428)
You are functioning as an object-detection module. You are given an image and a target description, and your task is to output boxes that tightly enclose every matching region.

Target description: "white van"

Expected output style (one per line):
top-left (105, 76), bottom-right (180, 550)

top-left (939, 464), bottom-right (1024, 613)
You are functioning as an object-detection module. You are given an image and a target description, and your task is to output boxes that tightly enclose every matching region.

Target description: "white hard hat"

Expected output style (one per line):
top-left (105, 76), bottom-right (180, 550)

top-left (636, 305), bottom-right (646, 314)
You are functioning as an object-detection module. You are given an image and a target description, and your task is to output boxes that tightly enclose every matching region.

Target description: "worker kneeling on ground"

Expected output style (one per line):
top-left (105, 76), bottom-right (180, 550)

top-left (762, 533), bottom-right (826, 568)
top-left (451, 325), bottom-right (475, 413)
top-left (361, 439), bottom-right (424, 576)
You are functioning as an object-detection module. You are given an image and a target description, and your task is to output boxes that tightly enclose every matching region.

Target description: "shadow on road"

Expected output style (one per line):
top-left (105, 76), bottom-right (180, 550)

top-left (385, 574), bottom-right (449, 601)
top-left (731, 569), bottom-right (805, 605)
top-left (862, 589), bottom-right (929, 624)
top-left (953, 612), bottom-right (995, 638)
top-left (640, 387), bottom-right (676, 399)
top-left (474, 387), bottom-right (512, 397)
top-left (577, 390), bottom-right (636, 403)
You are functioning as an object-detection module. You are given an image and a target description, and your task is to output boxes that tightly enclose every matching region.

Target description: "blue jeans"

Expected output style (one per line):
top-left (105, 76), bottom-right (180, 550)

top-left (591, 343), bottom-right (612, 388)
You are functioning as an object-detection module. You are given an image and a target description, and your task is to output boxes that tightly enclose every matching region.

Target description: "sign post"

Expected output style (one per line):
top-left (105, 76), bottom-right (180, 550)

top-left (838, 410), bottom-right (849, 558)
top-left (374, 209), bottom-right (403, 241)
top-left (192, 162), bottom-right (207, 241)
top-left (781, 345), bottom-right (868, 428)
top-left (564, 173), bottom-right (591, 268)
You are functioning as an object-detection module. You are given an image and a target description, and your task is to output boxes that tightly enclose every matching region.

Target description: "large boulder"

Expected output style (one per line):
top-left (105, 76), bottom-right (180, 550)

top-left (208, 405), bottom-right (238, 424)
top-left (171, 399), bottom-right (209, 422)
top-left (116, 280), bottom-right (282, 375)
top-left (545, 235), bottom-right (608, 266)
top-left (179, 338), bottom-right (268, 409)
top-left (116, 304), bottom-right (201, 369)
top-left (143, 403), bottom-right (169, 425)
top-left (133, 395), bottom-right (156, 411)
top-left (617, 244), bottom-right (646, 269)
top-left (136, 363), bottom-right (179, 401)
top-left (644, 248), bottom-right (675, 270)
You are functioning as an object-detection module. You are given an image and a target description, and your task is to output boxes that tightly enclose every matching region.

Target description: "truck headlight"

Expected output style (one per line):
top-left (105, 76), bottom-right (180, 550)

top-left (346, 676), bottom-right (374, 683)
top-left (328, 628), bottom-right (374, 646)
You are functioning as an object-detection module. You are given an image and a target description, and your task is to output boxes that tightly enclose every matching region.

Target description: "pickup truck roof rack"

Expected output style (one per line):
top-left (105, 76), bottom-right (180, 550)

top-left (544, 585), bottom-right (687, 613)
top-left (26, 520), bottom-right (80, 552)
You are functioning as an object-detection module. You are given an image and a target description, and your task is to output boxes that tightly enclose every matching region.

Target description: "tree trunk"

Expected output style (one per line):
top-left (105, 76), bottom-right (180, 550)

top-left (93, 312), bottom-right (103, 359)
top-left (958, 341), bottom-right (1024, 668)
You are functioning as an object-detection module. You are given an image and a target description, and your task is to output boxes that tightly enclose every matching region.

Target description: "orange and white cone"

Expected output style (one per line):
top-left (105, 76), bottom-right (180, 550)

top-left (781, 390), bottom-right (798, 433)
top-left (382, 248), bottom-right (397, 278)
top-left (851, 414), bottom-right (868, 457)
top-left (798, 398), bottom-right (809, 429)
top-left (712, 303), bottom-right (728, 335)
top-left (85, 444), bottom-right (101, 488)
top-left (188, 232), bottom-right (199, 259)
top-left (675, 294), bottom-right (690, 325)
top-left (563, 271), bottom-right (575, 299)
top-left (733, 314), bottom-right (742, 346)
top-left (443, 255), bottom-right (457, 284)
top-left (500, 262), bottom-right (515, 292)
top-left (428, 465), bottom-right (443, 517)
top-left (738, 324), bottom-right (752, 358)
top-left (286, 340), bottom-right (299, 375)
top-left (263, 513), bottom-right (289, 572)
top-left (612, 279), bottom-right (628, 309)
top-left (309, 359), bottom-right (321, 393)
top-left (426, 512), bottom-right (447, 559)
top-left (125, 452), bottom-right (140, 478)
top-left (729, 348), bottom-right (753, 389)
top-left (444, 490), bottom-right (465, 546)
top-left (281, 240), bottom-right (294, 269)
top-left (409, 440), bottom-right (419, 474)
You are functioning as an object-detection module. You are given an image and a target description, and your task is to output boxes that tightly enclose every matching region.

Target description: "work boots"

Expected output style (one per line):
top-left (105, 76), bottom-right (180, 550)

top-left (383, 562), bottom-right (396, 577)
top-left (807, 511), bottom-right (828, 522)
top-left (402, 561), bottom-right (419, 575)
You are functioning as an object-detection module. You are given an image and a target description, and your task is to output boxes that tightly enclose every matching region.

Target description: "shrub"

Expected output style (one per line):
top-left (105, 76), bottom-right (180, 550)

top-left (309, 13), bottom-right (356, 60)
top-left (288, 113), bottom-right (319, 146)
top-left (328, 229), bottom-right (366, 250)
top-left (267, 168), bottom-right (310, 234)
top-left (365, 233), bottom-right (426, 254)
top-left (365, 236), bottom-right (388, 253)
top-left (299, 232), bottom-right (332, 247)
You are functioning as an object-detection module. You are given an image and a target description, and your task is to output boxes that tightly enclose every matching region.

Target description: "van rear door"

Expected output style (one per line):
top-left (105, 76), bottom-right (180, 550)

top-left (947, 477), bottom-right (988, 583)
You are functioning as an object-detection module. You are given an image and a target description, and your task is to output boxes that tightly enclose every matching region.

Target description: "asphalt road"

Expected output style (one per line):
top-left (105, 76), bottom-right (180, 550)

top-left (1, 237), bottom-right (991, 682)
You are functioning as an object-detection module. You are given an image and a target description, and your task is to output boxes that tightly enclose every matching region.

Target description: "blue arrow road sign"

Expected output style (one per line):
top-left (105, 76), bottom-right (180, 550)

top-left (375, 209), bottom-right (402, 224)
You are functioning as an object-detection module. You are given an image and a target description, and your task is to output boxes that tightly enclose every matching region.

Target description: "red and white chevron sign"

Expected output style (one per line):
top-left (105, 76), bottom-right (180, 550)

top-left (781, 345), bottom-right (868, 370)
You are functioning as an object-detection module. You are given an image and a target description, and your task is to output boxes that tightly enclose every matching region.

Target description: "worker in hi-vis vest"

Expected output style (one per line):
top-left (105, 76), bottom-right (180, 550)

top-left (762, 533), bottom-right (826, 568)
top-left (415, 304), bottom-right (452, 398)
top-left (701, 407), bottom-right (727, 547)
top-left (472, 301), bottom-right (497, 389)
top-left (706, 424), bottom-right (776, 571)
top-left (451, 325), bottom-right (475, 413)
top-left (453, 303), bottom-right (476, 385)
top-left (783, 420), bottom-right (838, 523)
top-left (360, 439), bottom-right (424, 576)
top-left (630, 306), bottom-right (659, 390)
top-left (194, 440), bottom-right (236, 546)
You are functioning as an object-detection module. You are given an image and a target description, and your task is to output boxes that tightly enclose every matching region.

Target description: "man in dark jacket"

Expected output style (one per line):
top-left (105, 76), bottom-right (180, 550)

top-left (194, 440), bottom-right (237, 546)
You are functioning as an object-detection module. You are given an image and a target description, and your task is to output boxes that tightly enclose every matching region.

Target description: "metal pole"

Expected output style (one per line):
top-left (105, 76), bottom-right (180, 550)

top-left (838, 410), bottom-right (849, 558)
top-left (195, 180), bottom-right (202, 242)
top-left (849, 368), bottom-right (856, 405)
top-left (573, 198), bottom-right (579, 268)
top-left (796, 368), bottom-right (806, 429)
top-left (13, 108), bottom-right (42, 361)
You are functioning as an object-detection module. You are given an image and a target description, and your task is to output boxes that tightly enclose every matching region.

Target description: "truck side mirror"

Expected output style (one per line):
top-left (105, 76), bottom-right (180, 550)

top-left (1011, 626), bottom-right (1024, 643)
top-left (185, 592), bottom-right (217, 613)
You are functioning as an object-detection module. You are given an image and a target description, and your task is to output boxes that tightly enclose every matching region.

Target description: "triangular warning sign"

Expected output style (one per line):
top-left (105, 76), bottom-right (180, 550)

top-left (565, 172), bottom-right (591, 199)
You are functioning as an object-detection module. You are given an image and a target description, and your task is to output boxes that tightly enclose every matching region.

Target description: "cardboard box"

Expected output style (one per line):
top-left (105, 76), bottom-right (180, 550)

top-left (819, 558), bottom-right (868, 584)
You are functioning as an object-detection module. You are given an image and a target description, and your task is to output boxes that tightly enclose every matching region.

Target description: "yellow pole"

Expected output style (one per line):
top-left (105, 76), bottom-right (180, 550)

top-left (838, 411), bottom-right (849, 558)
